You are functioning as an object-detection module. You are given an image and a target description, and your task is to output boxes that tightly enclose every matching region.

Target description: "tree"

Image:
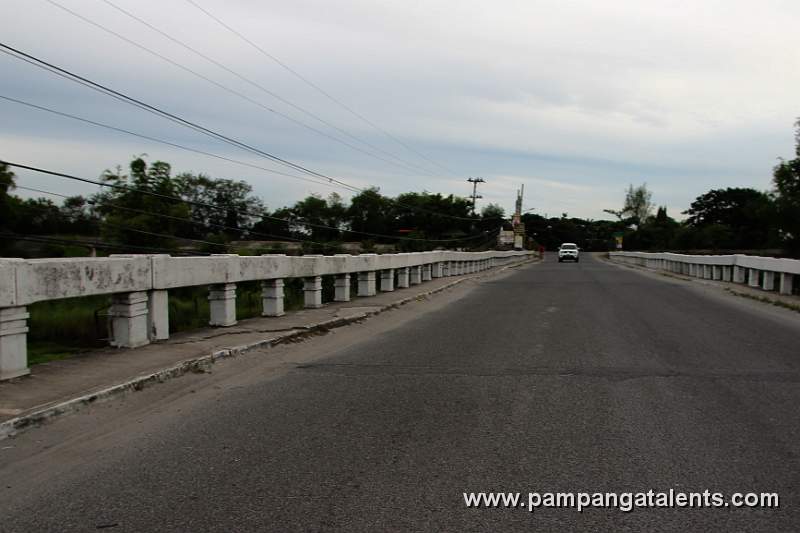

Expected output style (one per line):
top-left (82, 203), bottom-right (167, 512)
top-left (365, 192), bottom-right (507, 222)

top-left (347, 188), bottom-right (394, 242)
top-left (630, 206), bottom-right (679, 250)
top-left (174, 172), bottom-right (264, 239)
top-left (60, 196), bottom-right (98, 235)
top-left (683, 188), bottom-right (777, 249)
top-left (0, 163), bottom-right (16, 232)
top-left (291, 193), bottom-right (345, 242)
top-left (481, 203), bottom-right (505, 219)
top-left (773, 119), bottom-right (800, 255)
top-left (92, 157), bottom-right (193, 248)
top-left (604, 183), bottom-right (654, 227)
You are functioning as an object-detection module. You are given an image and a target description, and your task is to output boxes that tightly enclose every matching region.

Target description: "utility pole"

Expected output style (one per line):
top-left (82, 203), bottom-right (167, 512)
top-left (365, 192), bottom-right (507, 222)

top-left (513, 184), bottom-right (525, 250)
top-left (467, 177), bottom-right (485, 216)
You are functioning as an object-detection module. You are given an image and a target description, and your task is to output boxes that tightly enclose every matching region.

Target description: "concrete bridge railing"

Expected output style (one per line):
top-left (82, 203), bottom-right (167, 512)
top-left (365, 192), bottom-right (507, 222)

top-left (0, 250), bottom-right (534, 381)
top-left (610, 251), bottom-right (798, 296)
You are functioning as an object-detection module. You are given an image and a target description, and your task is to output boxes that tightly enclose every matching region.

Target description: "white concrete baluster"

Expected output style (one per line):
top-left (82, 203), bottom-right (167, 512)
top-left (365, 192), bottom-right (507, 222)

top-left (262, 279), bottom-right (285, 316)
top-left (209, 283), bottom-right (237, 326)
top-left (0, 306), bottom-right (30, 380)
top-left (110, 291), bottom-right (150, 347)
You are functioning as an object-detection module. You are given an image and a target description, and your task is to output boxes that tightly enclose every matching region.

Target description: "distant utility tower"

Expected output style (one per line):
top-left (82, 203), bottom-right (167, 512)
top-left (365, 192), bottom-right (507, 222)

top-left (467, 177), bottom-right (485, 216)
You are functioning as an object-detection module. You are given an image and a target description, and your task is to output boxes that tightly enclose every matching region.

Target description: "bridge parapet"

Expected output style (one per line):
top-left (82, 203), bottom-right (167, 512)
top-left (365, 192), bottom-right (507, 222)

top-left (0, 250), bottom-right (534, 381)
top-left (610, 251), bottom-right (798, 297)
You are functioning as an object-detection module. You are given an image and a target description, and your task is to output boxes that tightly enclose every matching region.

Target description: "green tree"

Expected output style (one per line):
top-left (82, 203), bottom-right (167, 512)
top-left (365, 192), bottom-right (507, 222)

top-left (773, 119), bottom-right (800, 255)
top-left (604, 183), bottom-right (654, 227)
top-left (347, 188), bottom-right (394, 242)
top-left (0, 163), bottom-right (16, 233)
top-left (481, 203), bottom-right (505, 219)
top-left (683, 188), bottom-right (777, 249)
top-left (174, 172), bottom-right (264, 239)
top-left (92, 157), bottom-right (193, 248)
top-left (291, 193), bottom-right (345, 242)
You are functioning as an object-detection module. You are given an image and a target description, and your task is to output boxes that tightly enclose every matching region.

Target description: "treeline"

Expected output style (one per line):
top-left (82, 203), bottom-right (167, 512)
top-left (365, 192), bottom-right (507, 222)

top-left (2, 121), bottom-right (798, 258)
top-left (524, 121), bottom-right (800, 257)
top-left (0, 157), bottom-right (502, 257)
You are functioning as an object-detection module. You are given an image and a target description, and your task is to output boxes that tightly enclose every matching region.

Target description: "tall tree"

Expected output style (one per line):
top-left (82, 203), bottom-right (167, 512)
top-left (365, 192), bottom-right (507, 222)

top-left (773, 119), bottom-right (800, 255)
top-left (0, 162), bottom-right (16, 233)
top-left (604, 183), bottom-right (654, 226)
top-left (92, 157), bottom-right (192, 248)
top-left (683, 187), bottom-right (777, 249)
top-left (173, 172), bottom-right (264, 239)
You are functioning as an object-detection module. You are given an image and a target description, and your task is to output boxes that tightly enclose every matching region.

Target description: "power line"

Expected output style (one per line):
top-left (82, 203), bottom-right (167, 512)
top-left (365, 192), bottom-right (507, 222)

top-left (9, 190), bottom-right (231, 249)
top-left (0, 43), bottom-right (492, 222)
top-left (100, 0), bottom-right (443, 180)
top-left (4, 161), bottom-right (489, 243)
top-left (0, 232), bottom-right (211, 255)
top-left (0, 95), bottom-right (344, 191)
top-left (185, 0), bottom-right (462, 178)
top-left (47, 0), bottom-right (439, 179)
top-left (14, 184), bottom-right (338, 249)
top-left (0, 42), bottom-right (360, 190)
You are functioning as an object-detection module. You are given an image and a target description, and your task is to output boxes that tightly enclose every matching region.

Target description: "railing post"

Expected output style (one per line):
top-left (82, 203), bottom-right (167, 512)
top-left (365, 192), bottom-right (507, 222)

top-left (110, 291), bottom-right (150, 347)
top-left (262, 279), bottom-right (285, 316)
top-left (304, 276), bottom-right (323, 308)
top-left (0, 306), bottom-right (30, 380)
top-left (722, 266), bottom-right (732, 282)
top-left (396, 267), bottom-right (410, 288)
top-left (422, 264), bottom-right (432, 282)
top-left (779, 273), bottom-right (794, 295)
top-left (733, 266), bottom-right (746, 283)
top-left (713, 265), bottom-right (722, 280)
top-left (380, 269), bottom-right (395, 291)
top-left (334, 274), bottom-right (351, 302)
top-left (432, 262), bottom-right (443, 278)
top-left (762, 271), bottom-right (775, 291)
top-left (147, 289), bottom-right (169, 341)
top-left (748, 269), bottom-right (760, 288)
top-left (358, 271), bottom-right (376, 297)
top-left (410, 265), bottom-right (422, 285)
top-left (209, 283), bottom-right (237, 326)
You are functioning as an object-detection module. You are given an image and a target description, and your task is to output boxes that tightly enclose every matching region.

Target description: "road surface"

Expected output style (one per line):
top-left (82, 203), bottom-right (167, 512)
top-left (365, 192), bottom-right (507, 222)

top-left (1, 253), bottom-right (798, 531)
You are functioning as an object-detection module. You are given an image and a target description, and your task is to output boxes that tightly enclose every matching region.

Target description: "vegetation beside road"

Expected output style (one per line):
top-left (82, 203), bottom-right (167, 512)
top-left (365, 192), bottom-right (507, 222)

top-left (2, 121), bottom-right (799, 363)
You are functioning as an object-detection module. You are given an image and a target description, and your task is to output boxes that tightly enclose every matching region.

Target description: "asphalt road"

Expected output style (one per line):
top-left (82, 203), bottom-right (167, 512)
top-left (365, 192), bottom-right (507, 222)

top-left (2, 253), bottom-right (799, 531)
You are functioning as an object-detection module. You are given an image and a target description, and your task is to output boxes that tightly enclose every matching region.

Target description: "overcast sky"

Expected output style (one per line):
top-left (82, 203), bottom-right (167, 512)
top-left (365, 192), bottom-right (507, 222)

top-left (2, 0), bottom-right (799, 220)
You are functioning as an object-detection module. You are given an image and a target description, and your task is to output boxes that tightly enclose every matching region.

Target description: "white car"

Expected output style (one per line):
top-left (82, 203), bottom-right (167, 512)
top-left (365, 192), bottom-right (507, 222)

top-left (558, 243), bottom-right (580, 262)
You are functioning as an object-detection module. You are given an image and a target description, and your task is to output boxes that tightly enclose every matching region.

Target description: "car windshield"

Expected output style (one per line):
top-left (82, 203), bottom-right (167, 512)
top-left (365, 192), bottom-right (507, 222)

top-left (561, 244), bottom-right (577, 250)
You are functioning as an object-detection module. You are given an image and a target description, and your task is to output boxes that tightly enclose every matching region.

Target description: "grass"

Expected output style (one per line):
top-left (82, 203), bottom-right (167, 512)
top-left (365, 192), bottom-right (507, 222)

top-left (26, 280), bottom-right (312, 366)
top-left (724, 288), bottom-right (800, 314)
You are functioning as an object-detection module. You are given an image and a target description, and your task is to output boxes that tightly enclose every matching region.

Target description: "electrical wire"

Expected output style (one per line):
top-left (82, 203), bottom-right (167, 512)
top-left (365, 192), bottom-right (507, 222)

top-left (46, 0), bottom-right (438, 179)
top-left (185, 0), bottom-right (462, 178)
top-left (0, 42), bottom-right (494, 222)
top-left (0, 232), bottom-right (211, 255)
top-left (4, 161), bottom-right (490, 243)
top-left (0, 94), bottom-right (345, 191)
top-left (14, 184), bottom-right (339, 249)
top-left (9, 192), bottom-right (230, 249)
top-left (98, 0), bottom-right (442, 179)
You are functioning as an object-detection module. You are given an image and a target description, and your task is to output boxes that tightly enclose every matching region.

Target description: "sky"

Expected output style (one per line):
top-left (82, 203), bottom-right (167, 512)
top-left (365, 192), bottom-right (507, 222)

top-left (1, 0), bottom-right (799, 220)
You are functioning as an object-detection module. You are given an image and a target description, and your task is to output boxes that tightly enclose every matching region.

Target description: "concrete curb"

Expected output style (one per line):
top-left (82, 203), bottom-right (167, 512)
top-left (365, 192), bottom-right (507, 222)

top-left (0, 257), bottom-right (537, 440)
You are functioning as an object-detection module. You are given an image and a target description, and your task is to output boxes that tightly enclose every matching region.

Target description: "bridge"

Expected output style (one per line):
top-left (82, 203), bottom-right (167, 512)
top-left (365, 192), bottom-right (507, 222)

top-left (0, 251), bottom-right (798, 531)
top-left (0, 250), bottom-right (533, 381)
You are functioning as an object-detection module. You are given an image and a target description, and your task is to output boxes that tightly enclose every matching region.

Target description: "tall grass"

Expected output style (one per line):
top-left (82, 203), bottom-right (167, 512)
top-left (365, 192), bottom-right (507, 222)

top-left (26, 279), bottom-right (312, 364)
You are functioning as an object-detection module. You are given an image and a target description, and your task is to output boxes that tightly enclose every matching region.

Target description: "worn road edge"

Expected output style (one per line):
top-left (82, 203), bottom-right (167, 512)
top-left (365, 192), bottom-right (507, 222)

top-left (0, 258), bottom-right (537, 440)
top-left (601, 253), bottom-right (800, 312)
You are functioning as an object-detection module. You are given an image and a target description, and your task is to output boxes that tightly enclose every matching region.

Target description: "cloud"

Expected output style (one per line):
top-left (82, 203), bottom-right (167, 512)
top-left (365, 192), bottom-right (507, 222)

top-left (1, 0), bottom-right (798, 222)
